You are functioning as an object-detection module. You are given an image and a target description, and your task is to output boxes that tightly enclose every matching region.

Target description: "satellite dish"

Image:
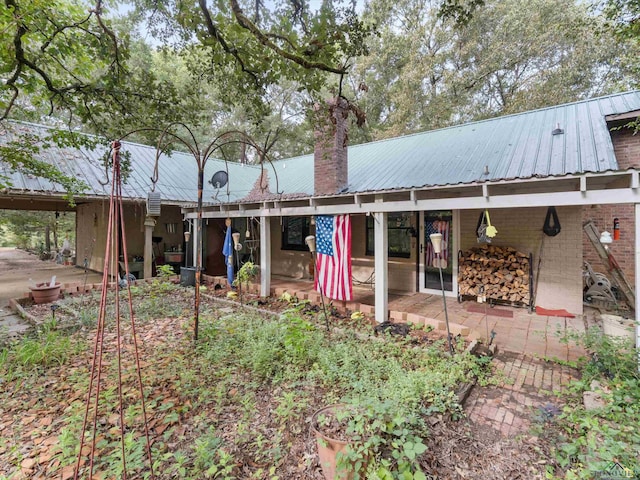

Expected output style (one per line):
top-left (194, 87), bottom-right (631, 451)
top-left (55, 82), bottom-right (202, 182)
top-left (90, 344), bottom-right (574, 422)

top-left (209, 170), bottom-right (228, 189)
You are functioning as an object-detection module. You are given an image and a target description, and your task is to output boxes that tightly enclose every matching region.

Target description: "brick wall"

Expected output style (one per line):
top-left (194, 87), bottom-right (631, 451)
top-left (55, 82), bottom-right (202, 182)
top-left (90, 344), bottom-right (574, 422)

top-left (582, 204), bottom-right (634, 288)
top-left (611, 127), bottom-right (640, 170)
top-left (580, 125), bottom-right (639, 288)
top-left (314, 97), bottom-right (349, 196)
top-left (460, 206), bottom-right (583, 314)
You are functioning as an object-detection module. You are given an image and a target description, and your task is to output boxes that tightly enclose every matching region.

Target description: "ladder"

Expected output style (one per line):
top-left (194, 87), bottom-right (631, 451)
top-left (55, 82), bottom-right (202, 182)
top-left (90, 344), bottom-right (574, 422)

top-left (583, 220), bottom-right (635, 311)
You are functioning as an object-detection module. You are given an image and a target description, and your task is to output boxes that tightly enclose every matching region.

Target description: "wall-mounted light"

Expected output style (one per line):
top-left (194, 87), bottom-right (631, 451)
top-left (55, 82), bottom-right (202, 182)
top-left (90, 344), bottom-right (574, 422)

top-left (184, 230), bottom-right (191, 243)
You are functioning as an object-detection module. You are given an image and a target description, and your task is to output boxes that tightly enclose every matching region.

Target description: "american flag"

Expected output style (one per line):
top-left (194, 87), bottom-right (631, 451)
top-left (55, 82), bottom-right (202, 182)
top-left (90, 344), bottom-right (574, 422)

top-left (425, 219), bottom-right (450, 267)
top-left (315, 214), bottom-right (352, 301)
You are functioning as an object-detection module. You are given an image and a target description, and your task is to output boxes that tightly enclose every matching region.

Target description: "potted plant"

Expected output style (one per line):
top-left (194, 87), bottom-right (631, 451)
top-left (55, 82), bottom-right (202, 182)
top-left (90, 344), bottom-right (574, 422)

top-left (29, 281), bottom-right (62, 304)
top-left (311, 404), bottom-right (363, 480)
top-left (311, 401), bottom-right (429, 480)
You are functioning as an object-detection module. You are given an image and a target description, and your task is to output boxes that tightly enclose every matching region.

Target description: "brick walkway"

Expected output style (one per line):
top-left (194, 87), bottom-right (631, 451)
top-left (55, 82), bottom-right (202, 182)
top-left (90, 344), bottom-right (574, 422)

top-left (465, 351), bottom-right (579, 437)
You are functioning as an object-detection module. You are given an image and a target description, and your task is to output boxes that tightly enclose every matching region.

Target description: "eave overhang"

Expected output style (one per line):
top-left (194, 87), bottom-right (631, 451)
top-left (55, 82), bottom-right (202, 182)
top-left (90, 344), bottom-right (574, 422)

top-left (183, 170), bottom-right (640, 219)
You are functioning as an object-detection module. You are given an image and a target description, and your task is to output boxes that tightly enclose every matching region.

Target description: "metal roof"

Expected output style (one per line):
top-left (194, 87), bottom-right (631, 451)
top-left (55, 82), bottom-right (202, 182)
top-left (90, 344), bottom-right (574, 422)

top-left (265, 90), bottom-right (640, 197)
top-left (0, 122), bottom-right (261, 204)
top-left (2, 91), bottom-right (639, 204)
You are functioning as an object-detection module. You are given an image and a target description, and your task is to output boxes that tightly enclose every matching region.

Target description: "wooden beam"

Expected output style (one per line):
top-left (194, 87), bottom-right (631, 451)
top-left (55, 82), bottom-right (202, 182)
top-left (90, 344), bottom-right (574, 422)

top-left (186, 187), bottom-right (640, 219)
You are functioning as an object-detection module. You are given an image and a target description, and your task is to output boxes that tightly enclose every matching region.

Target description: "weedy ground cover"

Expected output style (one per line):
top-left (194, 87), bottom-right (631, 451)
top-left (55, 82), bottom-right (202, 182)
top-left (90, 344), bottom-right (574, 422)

top-left (0, 280), bottom-right (553, 479)
top-left (543, 329), bottom-right (640, 479)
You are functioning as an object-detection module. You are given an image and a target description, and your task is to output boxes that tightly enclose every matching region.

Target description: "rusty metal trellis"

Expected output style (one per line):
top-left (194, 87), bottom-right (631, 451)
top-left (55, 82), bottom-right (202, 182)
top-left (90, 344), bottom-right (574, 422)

top-left (74, 141), bottom-right (155, 480)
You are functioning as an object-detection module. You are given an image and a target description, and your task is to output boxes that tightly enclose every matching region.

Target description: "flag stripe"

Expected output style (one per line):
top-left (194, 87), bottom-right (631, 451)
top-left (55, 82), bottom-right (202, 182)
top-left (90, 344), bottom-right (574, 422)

top-left (315, 214), bottom-right (352, 301)
top-left (425, 220), bottom-right (450, 267)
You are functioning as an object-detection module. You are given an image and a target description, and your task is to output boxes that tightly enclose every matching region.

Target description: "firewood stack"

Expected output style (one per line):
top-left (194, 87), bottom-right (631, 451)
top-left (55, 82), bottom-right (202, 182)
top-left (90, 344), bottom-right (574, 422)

top-left (458, 245), bottom-right (531, 305)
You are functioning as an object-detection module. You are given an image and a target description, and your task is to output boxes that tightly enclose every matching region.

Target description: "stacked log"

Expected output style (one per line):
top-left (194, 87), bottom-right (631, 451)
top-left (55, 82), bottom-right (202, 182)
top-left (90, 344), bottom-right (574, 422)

top-left (458, 245), bottom-right (531, 305)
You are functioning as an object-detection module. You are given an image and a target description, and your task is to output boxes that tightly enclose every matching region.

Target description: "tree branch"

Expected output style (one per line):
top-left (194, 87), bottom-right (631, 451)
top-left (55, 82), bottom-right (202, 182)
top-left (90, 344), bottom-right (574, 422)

top-left (197, 0), bottom-right (261, 86)
top-left (229, 0), bottom-right (348, 75)
top-left (39, 11), bottom-right (94, 52)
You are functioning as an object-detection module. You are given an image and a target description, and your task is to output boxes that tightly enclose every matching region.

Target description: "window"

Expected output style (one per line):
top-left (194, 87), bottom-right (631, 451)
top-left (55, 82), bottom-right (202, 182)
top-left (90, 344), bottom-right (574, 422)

top-left (366, 212), bottom-right (413, 258)
top-left (282, 216), bottom-right (311, 251)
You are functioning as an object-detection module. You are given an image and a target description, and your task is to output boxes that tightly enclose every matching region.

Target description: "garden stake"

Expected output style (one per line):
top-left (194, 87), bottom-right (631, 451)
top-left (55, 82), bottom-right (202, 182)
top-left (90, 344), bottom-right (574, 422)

top-left (437, 250), bottom-right (454, 355)
top-left (74, 142), bottom-right (155, 480)
top-left (429, 233), bottom-right (454, 355)
top-left (305, 235), bottom-right (330, 331)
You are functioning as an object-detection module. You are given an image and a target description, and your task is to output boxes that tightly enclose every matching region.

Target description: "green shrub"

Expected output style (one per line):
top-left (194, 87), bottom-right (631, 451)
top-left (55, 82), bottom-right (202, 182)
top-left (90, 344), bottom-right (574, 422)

top-left (549, 329), bottom-right (640, 479)
top-left (156, 264), bottom-right (175, 278)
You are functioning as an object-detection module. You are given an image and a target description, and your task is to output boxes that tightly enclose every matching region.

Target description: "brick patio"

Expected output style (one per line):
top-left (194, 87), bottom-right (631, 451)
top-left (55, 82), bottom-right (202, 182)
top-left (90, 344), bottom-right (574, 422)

top-left (258, 276), bottom-right (589, 362)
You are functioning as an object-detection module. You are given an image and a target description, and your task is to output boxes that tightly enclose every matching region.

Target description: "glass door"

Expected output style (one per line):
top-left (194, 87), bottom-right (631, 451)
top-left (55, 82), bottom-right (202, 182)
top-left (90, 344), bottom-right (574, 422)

top-left (419, 211), bottom-right (457, 294)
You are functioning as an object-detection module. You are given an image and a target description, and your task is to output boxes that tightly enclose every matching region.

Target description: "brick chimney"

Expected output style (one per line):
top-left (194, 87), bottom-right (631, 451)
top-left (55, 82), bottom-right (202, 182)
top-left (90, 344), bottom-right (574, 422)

top-left (314, 97), bottom-right (349, 196)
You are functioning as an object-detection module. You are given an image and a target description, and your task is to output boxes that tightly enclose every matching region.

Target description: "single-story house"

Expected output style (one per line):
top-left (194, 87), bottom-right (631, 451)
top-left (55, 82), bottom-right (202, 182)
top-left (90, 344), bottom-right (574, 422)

top-left (1, 93), bottom-right (640, 342)
top-left (181, 92), bottom-right (640, 330)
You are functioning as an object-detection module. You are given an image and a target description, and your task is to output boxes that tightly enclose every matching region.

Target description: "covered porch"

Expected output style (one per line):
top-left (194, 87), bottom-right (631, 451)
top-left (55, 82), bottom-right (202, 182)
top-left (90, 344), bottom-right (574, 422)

top-left (189, 169), bottom-right (639, 359)
top-left (260, 276), bottom-right (590, 362)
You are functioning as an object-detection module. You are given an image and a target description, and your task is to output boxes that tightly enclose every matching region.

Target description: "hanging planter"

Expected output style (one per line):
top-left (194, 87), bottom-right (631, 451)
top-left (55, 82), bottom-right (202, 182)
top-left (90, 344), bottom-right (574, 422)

top-left (29, 282), bottom-right (62, 304)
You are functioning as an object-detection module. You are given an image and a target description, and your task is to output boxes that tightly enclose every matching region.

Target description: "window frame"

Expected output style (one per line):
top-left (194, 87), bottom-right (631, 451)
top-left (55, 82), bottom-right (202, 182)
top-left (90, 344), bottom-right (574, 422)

top-left (365, 212), bottom-right (413, 258)
top-left (281, 216), bottom-right (311, 251)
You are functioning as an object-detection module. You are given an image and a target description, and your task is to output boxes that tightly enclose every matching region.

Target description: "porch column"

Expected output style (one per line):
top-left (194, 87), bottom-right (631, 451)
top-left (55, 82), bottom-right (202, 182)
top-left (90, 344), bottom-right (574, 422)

top-left (635, 205), bottom-right (640, 361)
top-left (143, 216), bottom-right (156, 279)
top-left (374, 212), bottom-right (388, 323)
top-left (260, 216), bottom-right (271, 297)
top-left (192, 220), bottom-right (198, 268)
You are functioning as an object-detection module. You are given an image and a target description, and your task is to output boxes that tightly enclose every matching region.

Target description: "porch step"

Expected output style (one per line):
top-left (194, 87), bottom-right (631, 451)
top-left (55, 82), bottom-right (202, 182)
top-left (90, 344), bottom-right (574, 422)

top-left (269, 285), bottom-right (478, 340)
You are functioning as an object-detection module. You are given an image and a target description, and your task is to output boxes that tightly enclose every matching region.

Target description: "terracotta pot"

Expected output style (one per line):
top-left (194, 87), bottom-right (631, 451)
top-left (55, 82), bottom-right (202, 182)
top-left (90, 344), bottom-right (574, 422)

top-left (311, 404), bottom-right (357, 480)
top-left (29, 282), bottom-right (62, 304)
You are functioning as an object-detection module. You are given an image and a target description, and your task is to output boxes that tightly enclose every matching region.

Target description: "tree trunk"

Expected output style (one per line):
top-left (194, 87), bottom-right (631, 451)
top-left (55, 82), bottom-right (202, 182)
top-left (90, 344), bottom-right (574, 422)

top-left (52, 223), bottom-right (58, 250)
top-left (45, 225), bottom-right (51, 253)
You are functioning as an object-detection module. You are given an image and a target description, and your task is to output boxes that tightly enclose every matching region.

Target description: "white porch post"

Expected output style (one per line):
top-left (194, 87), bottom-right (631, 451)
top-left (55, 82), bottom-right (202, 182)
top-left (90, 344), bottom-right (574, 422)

top-left (192, 221), bottom-right (198, 268)
top-left (143, 216), bottom-right (156, 279)
top-left (374, 211), bottom-right (388, 323)
top-left (635, 204), bottom-right (640, 366)
top-left (260, 216), bottom-right (271, 297)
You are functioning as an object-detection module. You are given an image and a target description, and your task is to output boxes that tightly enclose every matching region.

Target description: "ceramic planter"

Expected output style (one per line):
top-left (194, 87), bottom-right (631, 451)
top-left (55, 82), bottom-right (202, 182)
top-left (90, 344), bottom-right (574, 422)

top-left (29, 282), bottom-right (62, 304)
top-left (311, 404), bottom-right (359, 480)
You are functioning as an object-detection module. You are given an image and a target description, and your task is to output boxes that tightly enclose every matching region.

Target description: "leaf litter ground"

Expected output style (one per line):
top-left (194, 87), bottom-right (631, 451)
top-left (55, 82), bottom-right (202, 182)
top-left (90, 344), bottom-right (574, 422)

top-left (0, 282), bottom-right (561, 479)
